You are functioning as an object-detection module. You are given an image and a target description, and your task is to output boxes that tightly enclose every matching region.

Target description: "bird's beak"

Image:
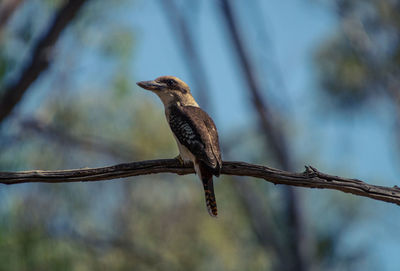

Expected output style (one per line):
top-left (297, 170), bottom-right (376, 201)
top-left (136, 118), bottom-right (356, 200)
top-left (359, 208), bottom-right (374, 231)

top-left (136, 80), bottom-right (162, 91)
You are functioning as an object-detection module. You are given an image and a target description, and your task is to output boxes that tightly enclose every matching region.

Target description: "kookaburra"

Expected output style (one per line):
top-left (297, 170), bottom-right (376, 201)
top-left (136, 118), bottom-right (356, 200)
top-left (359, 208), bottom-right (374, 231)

top-left (137, 76), bottom-right (222, 217)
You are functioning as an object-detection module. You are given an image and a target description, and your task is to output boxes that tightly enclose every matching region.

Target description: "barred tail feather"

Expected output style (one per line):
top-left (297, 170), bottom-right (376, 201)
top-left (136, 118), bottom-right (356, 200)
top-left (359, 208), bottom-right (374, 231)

top-left (203, 179), bottom-right (218, 217)
top-left (195, 160), bottom-right (218, 217)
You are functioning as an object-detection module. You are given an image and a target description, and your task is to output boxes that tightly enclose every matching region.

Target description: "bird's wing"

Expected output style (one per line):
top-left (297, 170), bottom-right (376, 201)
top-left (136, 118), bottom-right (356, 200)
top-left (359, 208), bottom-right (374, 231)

top-left (168, 105), bottom-right (221, 171)
top-left (202, 111), bottom-right (222, 173)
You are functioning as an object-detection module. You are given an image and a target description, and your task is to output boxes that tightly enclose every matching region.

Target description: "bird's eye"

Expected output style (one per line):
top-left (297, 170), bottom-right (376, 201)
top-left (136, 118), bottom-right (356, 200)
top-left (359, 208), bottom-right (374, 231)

top-left (166, 79), bottom-right (174, 87)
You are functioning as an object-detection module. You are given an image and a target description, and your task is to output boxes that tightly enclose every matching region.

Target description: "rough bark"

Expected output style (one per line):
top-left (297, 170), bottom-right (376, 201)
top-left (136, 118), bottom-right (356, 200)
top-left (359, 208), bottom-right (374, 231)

top-left (1, 159), bottom-right (399, 206)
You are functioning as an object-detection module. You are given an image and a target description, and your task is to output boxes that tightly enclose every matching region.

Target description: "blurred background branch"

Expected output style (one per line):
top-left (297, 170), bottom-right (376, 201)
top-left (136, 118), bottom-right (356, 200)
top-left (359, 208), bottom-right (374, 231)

top-left (0, 0), bottom-right (23, 32)
top-left (158, 0), bottom-right (295, 268)
top-left (159, 0), bottom-right (211, 110)
top-left (19, 117), bottom-right (136, 161)
top-left (0, 0), bottom-right (88, 124)
top-left (219, 1), bottom-right (311, 270)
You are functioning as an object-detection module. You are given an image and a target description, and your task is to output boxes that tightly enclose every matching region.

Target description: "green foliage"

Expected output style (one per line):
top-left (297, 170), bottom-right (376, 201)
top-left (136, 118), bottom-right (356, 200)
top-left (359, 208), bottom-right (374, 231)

top-left (315, 0), bottom-right (400, 108)
top-left (316, 38), bottom-right (371, 105)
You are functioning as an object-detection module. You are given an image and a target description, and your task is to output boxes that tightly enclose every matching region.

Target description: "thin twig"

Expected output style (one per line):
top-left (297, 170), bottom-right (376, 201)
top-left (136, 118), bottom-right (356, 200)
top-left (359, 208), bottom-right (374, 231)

top-left (1, 159), bottom-right (399, 206)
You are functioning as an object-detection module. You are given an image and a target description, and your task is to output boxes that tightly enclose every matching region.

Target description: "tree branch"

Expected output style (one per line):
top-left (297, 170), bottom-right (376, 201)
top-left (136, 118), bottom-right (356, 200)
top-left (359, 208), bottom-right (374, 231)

top-left (1, 159), bottom-right (399, 205)
top-left (0, 0), bottom-right (23, 30)
top-left (0, 0), bottom-right (88, 124)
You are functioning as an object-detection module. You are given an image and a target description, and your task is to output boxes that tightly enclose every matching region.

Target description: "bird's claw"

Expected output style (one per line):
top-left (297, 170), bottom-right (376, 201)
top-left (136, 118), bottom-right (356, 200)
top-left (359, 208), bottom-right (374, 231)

top-left (175, 155), bottom-right (185, 166)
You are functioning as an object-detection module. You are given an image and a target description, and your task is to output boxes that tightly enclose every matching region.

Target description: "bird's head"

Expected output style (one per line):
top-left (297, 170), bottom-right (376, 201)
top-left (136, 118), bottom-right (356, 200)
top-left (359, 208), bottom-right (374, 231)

top-left (137, 76), bottom-right (198, 107)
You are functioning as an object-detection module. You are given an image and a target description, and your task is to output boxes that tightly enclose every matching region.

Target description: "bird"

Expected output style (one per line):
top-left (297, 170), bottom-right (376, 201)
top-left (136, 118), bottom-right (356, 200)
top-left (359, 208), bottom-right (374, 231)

top-left (137, 76), bottom-right (222, 217)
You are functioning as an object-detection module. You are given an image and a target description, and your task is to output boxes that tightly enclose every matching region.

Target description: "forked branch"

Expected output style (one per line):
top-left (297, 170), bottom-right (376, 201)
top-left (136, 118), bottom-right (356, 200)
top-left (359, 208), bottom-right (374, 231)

top-left (1, 159), bottom-right (399, 206)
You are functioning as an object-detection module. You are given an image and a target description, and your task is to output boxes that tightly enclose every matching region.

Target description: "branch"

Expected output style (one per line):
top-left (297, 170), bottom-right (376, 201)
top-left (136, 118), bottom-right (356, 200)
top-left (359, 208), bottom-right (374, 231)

top-left (0, 0), bottom-right (23, 30)
top-left (1, 159), bottom-right (399, 205)
top-left (219, 0), bottom-right (291, 169)
top-left (0, 0), bottom-right (88, 124)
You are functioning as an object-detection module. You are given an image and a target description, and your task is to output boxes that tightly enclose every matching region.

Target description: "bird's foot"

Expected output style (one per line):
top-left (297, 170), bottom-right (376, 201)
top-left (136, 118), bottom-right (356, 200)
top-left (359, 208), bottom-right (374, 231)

top-left (175, 155), bottom-right (185, 166)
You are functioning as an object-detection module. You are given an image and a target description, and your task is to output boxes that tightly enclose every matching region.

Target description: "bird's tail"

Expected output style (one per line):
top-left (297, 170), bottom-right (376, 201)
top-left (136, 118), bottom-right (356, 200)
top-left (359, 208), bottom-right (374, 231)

top-left (195, 160), bottom-right (218, 217)
top-left (203, 177), bottom-right (218, 217)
